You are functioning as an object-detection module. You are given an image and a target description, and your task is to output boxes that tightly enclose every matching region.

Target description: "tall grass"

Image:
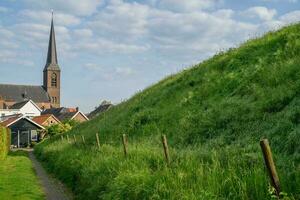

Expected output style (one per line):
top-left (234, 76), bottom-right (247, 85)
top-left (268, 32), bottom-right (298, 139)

top-left (36, 23), bottom-right (300, 199)
top-left (35, 137), bottom-right (299, 199)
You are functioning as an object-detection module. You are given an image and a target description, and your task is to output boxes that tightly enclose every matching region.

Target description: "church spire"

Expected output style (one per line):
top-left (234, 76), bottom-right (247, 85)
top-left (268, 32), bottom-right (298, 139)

top-left (45, 10), bottom-right (59, 70)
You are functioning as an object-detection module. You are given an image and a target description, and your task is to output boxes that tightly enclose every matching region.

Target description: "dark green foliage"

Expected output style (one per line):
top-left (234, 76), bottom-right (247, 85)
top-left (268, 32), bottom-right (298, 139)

top-left (36, 24), bottom-right (300, 199)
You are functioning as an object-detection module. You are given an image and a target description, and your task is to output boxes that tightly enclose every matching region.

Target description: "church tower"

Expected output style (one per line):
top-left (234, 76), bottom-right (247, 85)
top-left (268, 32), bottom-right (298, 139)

top-left (43, 12), bottom-right (60, 108)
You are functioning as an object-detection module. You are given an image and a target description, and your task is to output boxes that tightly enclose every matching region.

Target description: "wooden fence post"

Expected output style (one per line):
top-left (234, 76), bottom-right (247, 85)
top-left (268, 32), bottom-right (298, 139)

top-left (81, 135), bottom-right (86, 144)
top-left (260, 139), bottom-right (280, 197)
top-left (96, 133), bottom-right (100, 149)
top-left (161, 135), bottom-right (170, 165)
top-left (66, 135), bottom-right (70, 143)
top-left (122, 134), bottom-right (128, 157)
top-left (73, 135), bottom-right (77, 144)
top-left (61, 135), bottom-right (64, 141)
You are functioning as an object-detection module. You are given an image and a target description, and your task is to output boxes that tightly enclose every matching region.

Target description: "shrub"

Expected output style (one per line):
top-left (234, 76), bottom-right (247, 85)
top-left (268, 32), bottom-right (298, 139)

top-left (46, 123), bottom-right (72, 136)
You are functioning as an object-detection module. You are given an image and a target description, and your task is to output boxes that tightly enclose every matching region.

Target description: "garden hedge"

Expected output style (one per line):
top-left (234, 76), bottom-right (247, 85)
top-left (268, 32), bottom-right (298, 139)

top-left (0, 126), bottom-right (10, 160)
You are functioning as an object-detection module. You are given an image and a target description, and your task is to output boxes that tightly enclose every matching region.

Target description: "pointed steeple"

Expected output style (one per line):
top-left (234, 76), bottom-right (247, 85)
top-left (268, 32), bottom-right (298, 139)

top-left (45, 11), bottom-right (59, 70)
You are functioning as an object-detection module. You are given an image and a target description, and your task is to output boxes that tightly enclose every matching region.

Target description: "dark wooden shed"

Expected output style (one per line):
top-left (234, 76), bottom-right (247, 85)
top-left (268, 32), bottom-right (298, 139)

top-left (1, 116), bottom-right (45, 147)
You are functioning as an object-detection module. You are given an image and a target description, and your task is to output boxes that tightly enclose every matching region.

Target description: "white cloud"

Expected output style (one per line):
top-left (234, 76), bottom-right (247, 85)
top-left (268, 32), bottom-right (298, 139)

top-left (19, 10), bottom-right (81, 26)
top-left (262, 0), bottom-right (298, 3)
top-left (0, 26), bottom-right (18, 62)
top-left (279, 10), bottom-right (300, 24)
top-left (212, 9), bottom-right (234, 18)
top-left (147, 9), bottom-right (257, 59)
top-left (85, 0), bottom-right (257, 61)
top-left (84, 63), bottom-right (102, 71)
top-left (73, 29), bottom-right (93, 38)
top-left (242, 6), bottom-right (277, 21)
top-left (0, 6), bottom-right (9, 13)
top-left (0, 1), bottom-right (299, 81)
top-left (253, 10), bottom-right (300, 34)
top-left (115, 67), bottom-right (135, 76)
top-left (0, 27), bottom-right (14, 38)
top-left (89, 0), bottom-right (149, 40)
top-left (11, 23), bottom-right (51, 48)
top-left (75, 38), bottom-right (149, 54)
top-left (0, 50), bottom-right (17, 62)
top-left (21, 0), bottom-right (104, 16)
top-left (158, 0), bottom-right (221, 12)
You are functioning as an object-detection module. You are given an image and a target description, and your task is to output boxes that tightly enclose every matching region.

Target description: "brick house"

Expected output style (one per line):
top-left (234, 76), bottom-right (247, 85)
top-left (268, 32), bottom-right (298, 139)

top-left (32, 114), bottom-right (61, 127)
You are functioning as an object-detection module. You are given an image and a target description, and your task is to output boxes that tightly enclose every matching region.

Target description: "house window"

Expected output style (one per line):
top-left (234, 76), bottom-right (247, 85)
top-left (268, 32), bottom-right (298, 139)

top-left (31, 130), bottom-right (38, 141)
top-left (51, 73), bottom-right (57, 87)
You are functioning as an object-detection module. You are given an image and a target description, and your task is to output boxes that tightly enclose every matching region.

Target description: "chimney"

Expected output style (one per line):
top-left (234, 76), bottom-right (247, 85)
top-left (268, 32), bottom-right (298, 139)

top-left (76, 107), bottom-right (79, 112)
top-left (22, 90), bottom-right (28, 100)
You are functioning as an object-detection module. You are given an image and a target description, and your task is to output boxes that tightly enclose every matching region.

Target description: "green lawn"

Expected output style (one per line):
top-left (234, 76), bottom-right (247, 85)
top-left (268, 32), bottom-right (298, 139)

top-left (0, 151), bottom-right (44, 200)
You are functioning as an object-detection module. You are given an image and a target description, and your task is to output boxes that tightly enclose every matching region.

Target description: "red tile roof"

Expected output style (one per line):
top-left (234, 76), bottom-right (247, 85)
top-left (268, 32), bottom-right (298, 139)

top-left (0, 116), bottom-right (21, 127)
top-left (32, 114), bottom-right (59, 126)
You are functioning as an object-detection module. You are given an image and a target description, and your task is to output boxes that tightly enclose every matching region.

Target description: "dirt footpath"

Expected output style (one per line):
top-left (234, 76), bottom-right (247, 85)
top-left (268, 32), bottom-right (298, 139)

top-left (28, 151), bottom-right (73, 200)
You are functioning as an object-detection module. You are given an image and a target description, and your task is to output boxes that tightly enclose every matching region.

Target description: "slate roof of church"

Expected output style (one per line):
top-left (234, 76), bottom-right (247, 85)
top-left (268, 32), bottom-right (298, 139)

top-left (0, 84), bottom-right (50, 103)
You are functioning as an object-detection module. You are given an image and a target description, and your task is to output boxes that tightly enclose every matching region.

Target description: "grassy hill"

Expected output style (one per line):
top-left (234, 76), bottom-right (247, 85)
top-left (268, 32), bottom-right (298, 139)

top-left (35, 23), bottom-right (300, 199)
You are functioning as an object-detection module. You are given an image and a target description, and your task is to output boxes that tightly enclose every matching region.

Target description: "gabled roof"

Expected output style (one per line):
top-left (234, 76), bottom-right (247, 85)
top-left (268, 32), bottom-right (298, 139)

top-left (1, 116), bottom-right (45, 129)
top-left (42, 107), bottom-right (89, 122)
top-left (71, 111), bottom-right (89, 121)
top-left (42, 107), bottom-right (64, 116)
top-left (32, 114), bottom-right (60, 126)
top-left (10, 99), bottom-right (42, 112)
top-left (9, 101), bottom-right (28, 109)
top-left (88, 101), bottom-right (113, 119)
top-left (0, 84), bottom-right (50, 103)
top-left (0, 116), bottom-right (20, 127)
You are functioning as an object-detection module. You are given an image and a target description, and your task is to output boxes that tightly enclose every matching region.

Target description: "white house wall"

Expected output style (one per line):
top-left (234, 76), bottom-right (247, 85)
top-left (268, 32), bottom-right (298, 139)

top-left (19, 101), bottom-right (41, 118)
top-left (0, 109), bottom-right (20, 121)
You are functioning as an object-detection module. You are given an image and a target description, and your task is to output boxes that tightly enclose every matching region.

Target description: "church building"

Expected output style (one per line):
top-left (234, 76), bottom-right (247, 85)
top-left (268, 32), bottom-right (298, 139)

top-left (0, 14), bottom-right (61, 110)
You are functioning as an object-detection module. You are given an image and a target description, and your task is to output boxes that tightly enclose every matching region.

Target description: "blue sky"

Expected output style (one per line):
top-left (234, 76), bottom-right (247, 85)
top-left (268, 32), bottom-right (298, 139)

top-left (0, 0), bottom-right (299, 113)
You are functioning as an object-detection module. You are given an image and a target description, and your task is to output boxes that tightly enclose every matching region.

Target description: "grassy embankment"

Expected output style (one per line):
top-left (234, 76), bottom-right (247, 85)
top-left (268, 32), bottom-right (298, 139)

top-left (0, 151), bottom-right (45, 200)
top-left (35, 24), bottom-right (300, 199)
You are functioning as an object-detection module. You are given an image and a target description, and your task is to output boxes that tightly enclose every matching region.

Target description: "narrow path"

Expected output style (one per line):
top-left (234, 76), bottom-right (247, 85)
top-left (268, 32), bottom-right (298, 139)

top-left (28, 150), bottom-right (73, 200)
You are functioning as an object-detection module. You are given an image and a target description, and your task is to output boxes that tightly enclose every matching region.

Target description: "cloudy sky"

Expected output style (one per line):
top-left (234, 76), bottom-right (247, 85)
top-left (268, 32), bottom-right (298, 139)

top-left (0, 0), bottom-right (299, 112)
